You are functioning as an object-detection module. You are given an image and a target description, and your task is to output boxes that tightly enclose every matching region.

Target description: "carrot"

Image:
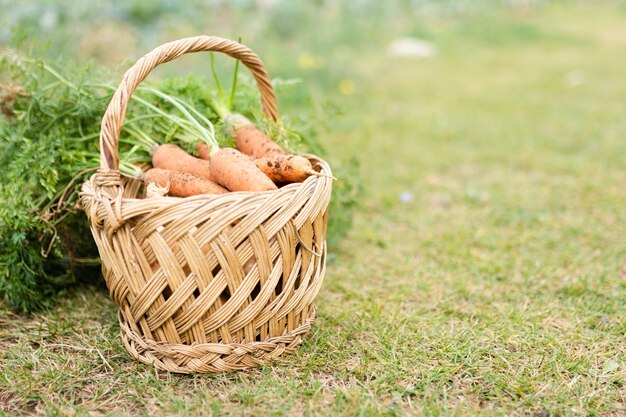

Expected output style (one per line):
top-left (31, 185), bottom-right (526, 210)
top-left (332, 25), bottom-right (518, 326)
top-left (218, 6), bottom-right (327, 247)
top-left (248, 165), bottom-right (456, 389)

top-left (152, 144), bottom-right (214, 180)
top-left (254, 154), bottom-right (315, 183)
top-left (195, 142), bottom-right (212, 161)
top-left (144, 168), bottom-right (228, 197)
top-left (197, 142), bottom-right (315, 184)
top-left (225, 114), bottom-right (285, 158)
top-left (209, 148), bottom-right (277, 192)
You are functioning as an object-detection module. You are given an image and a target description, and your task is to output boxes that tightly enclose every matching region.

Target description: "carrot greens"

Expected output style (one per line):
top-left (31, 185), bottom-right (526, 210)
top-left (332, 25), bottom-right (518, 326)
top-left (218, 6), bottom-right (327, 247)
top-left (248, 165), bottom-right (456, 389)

top-left (0, 50), bottom-right (360, 312)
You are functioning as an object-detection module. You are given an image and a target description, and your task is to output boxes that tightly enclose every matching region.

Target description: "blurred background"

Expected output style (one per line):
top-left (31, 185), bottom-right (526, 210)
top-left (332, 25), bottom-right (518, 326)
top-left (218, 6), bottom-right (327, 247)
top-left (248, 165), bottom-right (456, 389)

top-left (2, 0), bottom-right (625, 260)
top-left (2, 0), bottom-right (625, 276)
top-left (0, 0), bottom-right (577, 113)
top-left (1, 1), bottom-right (626, 413)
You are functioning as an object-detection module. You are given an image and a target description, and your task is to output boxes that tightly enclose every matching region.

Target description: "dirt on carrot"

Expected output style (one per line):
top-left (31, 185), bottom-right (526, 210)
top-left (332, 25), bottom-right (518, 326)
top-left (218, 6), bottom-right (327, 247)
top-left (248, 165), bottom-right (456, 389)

top-left (144, 168), bottom-right (228, 197)
top-left (209, 148), bottom-right (277, 192)
top-left (254, 154), bottom-right (314, 183)
top-left (198, 142), bottom-right (314, 184)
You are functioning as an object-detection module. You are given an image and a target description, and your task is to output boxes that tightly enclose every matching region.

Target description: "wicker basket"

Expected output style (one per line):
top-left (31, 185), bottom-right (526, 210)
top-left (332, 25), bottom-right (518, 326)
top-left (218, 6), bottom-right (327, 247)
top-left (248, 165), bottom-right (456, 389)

top-left (80, 36), bottom-right (332, 373)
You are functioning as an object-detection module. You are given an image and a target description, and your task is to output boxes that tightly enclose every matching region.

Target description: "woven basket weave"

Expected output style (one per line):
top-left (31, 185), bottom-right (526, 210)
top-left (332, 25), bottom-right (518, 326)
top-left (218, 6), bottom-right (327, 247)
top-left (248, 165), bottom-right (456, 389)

top-left (80, 36), bottom-right (332, 373)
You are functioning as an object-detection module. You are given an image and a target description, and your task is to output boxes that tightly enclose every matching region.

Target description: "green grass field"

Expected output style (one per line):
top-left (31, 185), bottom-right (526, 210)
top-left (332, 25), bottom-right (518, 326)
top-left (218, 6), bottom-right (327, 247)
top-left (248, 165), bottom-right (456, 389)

top-left (1, 3), bottom-right (625, 416)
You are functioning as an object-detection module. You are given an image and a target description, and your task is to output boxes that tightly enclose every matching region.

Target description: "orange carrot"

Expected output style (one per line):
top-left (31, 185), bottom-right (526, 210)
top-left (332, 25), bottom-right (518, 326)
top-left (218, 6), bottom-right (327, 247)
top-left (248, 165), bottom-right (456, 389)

top-left (144, 168), bottom-right (228, 197)
top-left (197, 142), bottom-right (315, 184)
top-left (152, 144), bottom-right (214, 180)
top-left (254, 154), bottom-right (314, 183)
top-left (225, 114), bottom-right (285, 158)
top-left (195, 142), bottom-right (212, 161)
top-left (209, 148), bottom-right (277, 192)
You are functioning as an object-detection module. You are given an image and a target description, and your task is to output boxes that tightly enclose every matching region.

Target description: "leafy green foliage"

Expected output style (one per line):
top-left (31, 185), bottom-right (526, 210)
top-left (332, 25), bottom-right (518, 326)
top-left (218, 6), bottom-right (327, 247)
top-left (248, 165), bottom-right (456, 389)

top-left (0, 52), bottom-right (360, 312)
top-left (324, 157), bottom-right (361, 249)
top-left (0, 57), bottom-right (109, 312)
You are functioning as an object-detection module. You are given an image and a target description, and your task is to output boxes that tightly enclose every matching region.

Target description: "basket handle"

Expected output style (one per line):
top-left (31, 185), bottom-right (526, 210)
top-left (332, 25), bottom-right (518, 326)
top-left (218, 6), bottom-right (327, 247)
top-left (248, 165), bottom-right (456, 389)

top-left (99, 35), bottom-right (278, 171)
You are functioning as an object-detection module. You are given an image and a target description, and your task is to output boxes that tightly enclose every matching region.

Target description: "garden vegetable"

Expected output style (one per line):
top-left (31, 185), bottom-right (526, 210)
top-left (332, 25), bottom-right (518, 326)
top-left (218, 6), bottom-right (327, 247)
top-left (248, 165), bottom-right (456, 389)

top-left (254, 154), bottom-right (315, 183)
top-left (226, 113), bottom-right (285, 158)
top-left (197, 142), bottom-right (314, 184)
top-left (144, 168), bottom-right (228, 197)
top-left (209, 148), bottom-right (277, 192)
top-left (195, 142), bottom-right (212, 160)
top-left (152, 144), bottom-right (215, 180)
top-left (203, 55), bottom-right (318, 186)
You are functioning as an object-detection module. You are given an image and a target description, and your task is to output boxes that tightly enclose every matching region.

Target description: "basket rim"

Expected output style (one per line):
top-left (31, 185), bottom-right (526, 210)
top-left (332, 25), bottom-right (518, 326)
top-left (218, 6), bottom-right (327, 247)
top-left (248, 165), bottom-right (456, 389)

top-left (79, 154), bottom-right (332, 243)
top-left (82, 154), bottom-right (331, 202)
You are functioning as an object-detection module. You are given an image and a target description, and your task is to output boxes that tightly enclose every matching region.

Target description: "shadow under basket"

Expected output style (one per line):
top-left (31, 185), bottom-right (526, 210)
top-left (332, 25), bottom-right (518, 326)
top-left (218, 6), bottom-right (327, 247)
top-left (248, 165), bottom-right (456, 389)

top-left (80, 35), bottom-right (333, 373)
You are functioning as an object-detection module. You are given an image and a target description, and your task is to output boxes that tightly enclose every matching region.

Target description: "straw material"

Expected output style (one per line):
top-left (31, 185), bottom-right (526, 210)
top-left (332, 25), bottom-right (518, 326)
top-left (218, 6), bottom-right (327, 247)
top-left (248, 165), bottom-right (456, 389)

top-left (80, 36), bottom-right (332, 373)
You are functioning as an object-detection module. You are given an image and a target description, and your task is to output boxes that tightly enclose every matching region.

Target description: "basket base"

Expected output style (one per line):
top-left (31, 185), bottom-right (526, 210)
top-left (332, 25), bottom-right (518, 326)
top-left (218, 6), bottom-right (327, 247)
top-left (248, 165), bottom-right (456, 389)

top-left (118, 308), bottom-right (317, 373)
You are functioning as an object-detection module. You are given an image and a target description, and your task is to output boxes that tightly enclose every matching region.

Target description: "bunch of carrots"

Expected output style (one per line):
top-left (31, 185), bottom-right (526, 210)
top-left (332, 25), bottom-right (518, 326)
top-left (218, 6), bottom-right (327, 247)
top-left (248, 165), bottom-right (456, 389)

top-left (138, 51), bottom-right (328, 197)
top-left (144, 114), bottom-right (320, 196)
top-left (1, 49), bottom-right (353, 312)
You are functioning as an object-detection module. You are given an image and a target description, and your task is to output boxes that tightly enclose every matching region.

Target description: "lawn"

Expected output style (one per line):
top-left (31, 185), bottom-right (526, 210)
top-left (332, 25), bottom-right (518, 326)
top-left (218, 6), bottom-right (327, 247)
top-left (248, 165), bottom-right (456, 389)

top-left (1, 2), bottom-right (625, 416)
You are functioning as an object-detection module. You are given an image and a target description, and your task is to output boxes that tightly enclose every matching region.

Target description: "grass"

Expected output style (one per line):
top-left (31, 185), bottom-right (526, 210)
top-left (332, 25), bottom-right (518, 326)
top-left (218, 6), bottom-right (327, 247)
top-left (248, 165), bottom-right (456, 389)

top-left (1, 2), bottom-right (625, 416)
